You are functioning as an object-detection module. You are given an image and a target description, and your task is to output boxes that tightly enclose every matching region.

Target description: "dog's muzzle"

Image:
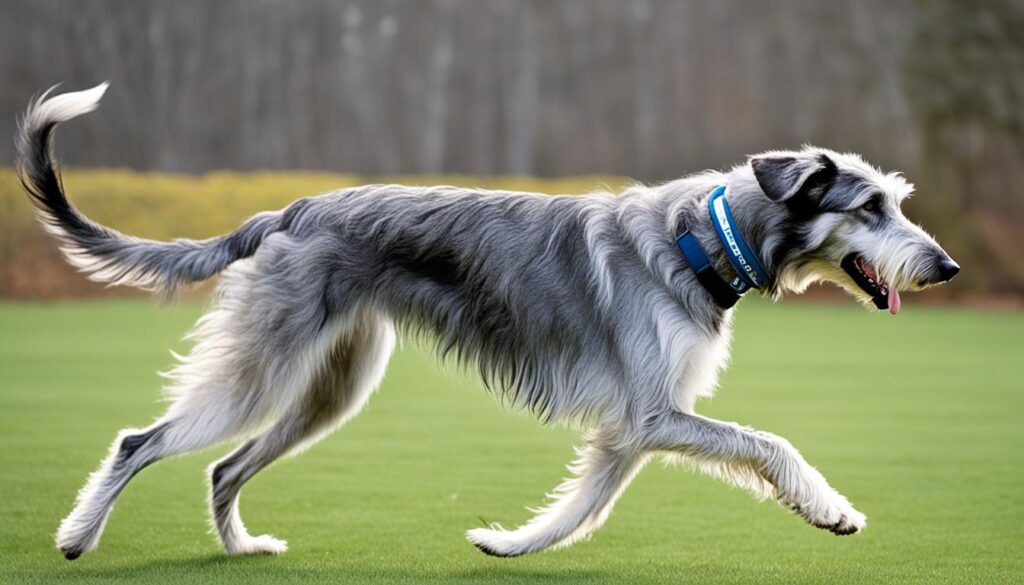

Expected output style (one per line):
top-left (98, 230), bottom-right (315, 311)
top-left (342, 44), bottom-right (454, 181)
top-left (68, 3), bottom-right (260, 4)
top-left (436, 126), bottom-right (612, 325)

top-left (926, 255), bottom-right (961, 285)
top-left (842, 252), bottom-right (960, 315)
top-left (841, 253), bottom-right (897, 314)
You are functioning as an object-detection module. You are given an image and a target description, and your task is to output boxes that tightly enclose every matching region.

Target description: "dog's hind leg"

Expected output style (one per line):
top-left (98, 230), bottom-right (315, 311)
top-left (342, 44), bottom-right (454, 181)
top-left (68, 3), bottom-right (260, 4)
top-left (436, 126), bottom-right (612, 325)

top-left (55, 265), bottom-right (374, 560)
top-left (209, 309), bottom-right (395, 555)
top-left (56, 396), bottom-right (254, 560)
top-left (466, 430), bottom-right (649, 557)
top-left (641, 412), bottom-right (867, 536)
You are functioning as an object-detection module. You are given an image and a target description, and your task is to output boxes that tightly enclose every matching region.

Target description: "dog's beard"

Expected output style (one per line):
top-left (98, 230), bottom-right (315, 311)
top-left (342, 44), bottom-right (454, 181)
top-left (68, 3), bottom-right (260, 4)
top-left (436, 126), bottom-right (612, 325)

top-left (775, 258), bottom-right (902, 314)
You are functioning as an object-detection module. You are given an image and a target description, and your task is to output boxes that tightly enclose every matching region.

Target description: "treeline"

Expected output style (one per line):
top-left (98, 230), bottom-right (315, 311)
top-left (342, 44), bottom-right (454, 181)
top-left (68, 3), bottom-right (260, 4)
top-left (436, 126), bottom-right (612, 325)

top-left (1, 2), bottom-right (1020, 182)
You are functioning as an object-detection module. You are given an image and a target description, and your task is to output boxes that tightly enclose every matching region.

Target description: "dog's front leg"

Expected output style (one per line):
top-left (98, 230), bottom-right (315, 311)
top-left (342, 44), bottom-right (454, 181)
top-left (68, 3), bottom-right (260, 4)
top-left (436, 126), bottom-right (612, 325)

top-left (642, 412), bottom-right (866, 535)
top-left (467, 438), bottom-right (649, 557)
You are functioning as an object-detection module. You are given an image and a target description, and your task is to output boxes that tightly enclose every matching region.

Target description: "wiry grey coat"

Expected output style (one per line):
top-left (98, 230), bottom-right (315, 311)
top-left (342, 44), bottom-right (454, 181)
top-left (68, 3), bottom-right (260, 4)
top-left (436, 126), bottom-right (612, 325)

top-left (18, 84), bottom-right (958, 559)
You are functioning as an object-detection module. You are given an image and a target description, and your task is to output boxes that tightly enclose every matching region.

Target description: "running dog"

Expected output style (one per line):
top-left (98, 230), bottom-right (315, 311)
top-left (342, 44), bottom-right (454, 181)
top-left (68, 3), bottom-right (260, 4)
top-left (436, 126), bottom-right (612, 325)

top-left (16, 84), bottom-right (959, 559)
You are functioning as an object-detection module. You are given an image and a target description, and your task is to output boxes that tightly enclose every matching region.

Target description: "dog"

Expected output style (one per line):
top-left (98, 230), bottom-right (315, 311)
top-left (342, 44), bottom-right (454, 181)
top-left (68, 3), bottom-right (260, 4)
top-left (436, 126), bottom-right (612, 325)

top-left (16, 84), bottom-right (959, 560)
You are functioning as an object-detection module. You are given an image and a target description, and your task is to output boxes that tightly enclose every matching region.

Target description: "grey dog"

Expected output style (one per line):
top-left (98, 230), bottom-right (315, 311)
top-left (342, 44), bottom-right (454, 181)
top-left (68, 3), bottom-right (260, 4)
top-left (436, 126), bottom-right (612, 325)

top-left (17, 84), bottom-right (959, 560)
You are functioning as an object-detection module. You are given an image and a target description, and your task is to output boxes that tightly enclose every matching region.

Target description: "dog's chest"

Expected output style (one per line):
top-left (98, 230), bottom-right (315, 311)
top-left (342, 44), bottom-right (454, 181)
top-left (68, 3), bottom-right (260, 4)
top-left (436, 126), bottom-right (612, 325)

top-left (671, 314), bottom-right (734, 413)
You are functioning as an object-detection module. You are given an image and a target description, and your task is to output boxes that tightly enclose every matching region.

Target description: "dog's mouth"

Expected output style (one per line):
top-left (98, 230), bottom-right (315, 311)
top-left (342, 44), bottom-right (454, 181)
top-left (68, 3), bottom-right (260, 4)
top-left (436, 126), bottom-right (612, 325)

top-left (840, 253), bottom-right (900, 315)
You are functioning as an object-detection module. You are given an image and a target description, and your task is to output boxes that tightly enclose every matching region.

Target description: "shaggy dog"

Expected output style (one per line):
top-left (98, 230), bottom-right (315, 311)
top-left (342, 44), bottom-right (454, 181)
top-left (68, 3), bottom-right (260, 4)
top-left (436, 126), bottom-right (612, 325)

top-left (16, 84), bottom-right (959, 559)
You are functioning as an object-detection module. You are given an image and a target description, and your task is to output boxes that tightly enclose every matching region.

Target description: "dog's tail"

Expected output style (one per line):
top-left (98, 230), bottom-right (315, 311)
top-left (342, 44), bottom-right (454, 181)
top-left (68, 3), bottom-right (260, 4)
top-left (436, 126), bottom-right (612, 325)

top-left (15, 83), bottom-right (281, 295)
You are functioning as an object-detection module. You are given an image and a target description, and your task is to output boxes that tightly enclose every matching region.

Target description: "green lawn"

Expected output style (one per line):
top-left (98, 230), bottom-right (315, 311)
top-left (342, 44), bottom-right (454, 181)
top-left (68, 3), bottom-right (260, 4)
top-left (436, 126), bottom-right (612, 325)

top-left (0, 299), bottom-right (1021, 584)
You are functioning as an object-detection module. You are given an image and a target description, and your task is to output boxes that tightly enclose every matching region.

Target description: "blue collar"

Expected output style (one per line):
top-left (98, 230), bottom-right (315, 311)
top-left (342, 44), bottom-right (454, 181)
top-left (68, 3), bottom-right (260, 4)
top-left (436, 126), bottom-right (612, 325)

top-left (675, 186), bottom-right (769, 308)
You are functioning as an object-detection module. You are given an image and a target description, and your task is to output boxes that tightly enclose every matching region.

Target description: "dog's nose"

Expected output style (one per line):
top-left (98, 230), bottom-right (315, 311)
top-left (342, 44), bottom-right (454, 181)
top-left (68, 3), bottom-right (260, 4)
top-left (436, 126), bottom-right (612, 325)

top-left (934, 256), bottom-right (960, 283)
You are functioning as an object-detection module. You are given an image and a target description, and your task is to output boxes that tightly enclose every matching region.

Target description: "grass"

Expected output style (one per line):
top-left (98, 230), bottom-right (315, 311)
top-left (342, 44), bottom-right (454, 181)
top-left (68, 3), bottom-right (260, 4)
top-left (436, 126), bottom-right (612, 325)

top-left (0, 298), bottom-right (1021, 584)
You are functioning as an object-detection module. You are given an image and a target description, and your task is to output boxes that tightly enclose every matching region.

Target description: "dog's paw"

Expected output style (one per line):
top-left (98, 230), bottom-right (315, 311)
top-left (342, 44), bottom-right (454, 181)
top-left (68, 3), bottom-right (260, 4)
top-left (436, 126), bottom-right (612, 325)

top-left (466, 527), bottom-right (527, 557)
top-left (781, 492), bottom-right (867, 536)
top-left (56, 512), bottom-right (102, 561)
top-left (58, 541), bottom-right (86, 561)
top-left (226, 534), bottom-right (288, 555)
top-left (825, 506), bottom-right (867, 536)
top-left (57, 536), bottom-right (87, 561)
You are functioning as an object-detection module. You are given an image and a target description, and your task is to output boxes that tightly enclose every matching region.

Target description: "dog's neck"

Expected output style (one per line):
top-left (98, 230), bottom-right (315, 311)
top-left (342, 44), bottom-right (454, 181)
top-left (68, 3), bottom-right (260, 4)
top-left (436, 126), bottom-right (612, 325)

top-left (703, 192), bottom-right (770, 284)
top-left (667, 172), bottom-right (779, 304)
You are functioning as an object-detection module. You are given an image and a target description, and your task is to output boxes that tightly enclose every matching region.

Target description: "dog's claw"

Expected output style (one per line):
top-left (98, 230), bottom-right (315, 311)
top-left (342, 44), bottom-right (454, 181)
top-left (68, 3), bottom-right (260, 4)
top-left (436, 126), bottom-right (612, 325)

top-left (827, 514), bottom-right (862, 536)
top-left (780, 495), bottom-right (866, 536)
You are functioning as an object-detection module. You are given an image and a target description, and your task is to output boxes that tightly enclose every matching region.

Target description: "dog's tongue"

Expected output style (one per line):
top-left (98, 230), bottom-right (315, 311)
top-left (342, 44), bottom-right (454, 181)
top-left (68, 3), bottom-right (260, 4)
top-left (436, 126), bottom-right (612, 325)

top-left (888, 288), bottom-right (901, 315)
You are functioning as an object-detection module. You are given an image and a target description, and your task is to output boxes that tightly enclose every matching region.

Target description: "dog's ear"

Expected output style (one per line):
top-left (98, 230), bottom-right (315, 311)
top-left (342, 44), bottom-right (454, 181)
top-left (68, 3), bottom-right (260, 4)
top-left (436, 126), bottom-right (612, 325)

top-left (750, 152), bottom-right (838, 217)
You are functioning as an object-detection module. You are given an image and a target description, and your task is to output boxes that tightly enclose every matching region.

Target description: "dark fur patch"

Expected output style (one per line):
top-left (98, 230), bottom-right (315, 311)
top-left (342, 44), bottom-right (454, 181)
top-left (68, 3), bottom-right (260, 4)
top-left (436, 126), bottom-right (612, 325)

top-left (211, 439), bottom-right (257, 488)
top-left (770, 220), bottom-right (807, 270)
top-left (784, 155), bottom-right (837, 220)
top-left (116, 423), bottom-right (168, 467)
top-left (751, 156), bottom-right (799, 202)
top-left (388, 238), bottom-right (462, 288)
top-left (279, 197), bottom-right (314, 233)
top-left (17, 121), bottom-right (109, 249)
top-left (761, 156), bottom-right (839, 291)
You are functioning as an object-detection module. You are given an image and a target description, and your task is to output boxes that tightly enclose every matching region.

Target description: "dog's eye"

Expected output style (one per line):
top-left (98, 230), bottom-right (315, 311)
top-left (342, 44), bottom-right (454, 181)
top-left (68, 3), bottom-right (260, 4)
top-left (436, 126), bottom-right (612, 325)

top-left (861, 198), bottom-right (880, 213)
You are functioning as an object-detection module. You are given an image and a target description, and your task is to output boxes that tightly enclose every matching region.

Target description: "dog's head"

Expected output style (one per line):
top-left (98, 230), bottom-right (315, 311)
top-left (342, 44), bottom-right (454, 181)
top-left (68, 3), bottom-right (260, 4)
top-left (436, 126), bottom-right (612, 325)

top-left (747, 147), bottom-right (958, 314)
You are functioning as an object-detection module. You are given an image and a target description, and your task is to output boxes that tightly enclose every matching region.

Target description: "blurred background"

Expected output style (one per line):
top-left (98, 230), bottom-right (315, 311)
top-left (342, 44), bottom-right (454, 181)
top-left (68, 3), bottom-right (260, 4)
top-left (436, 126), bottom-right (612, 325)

top-left (1, 0), bottom-right (1023, 301)
top-left (1, 3), bottom-right (1022, 582)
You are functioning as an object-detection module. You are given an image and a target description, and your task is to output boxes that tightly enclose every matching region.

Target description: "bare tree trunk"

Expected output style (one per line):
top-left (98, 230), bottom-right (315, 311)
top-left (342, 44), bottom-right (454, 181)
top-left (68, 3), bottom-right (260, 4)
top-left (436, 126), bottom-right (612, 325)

top-left (419, 0), bottom-right (454, 173)
top-left (504, 2), bottom-right (539, 175)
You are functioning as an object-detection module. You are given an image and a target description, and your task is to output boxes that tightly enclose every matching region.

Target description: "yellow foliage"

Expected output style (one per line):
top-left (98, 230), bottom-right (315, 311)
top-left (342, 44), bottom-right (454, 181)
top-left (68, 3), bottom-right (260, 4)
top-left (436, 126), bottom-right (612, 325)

top-left (0, 168), bottom-right (628, 297)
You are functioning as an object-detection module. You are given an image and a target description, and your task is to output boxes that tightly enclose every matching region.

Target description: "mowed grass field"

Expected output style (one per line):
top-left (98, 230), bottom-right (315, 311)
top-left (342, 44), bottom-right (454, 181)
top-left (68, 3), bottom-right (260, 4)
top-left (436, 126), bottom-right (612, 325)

top-left (0, 299), bottom-right (1021, 584)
